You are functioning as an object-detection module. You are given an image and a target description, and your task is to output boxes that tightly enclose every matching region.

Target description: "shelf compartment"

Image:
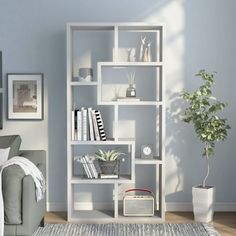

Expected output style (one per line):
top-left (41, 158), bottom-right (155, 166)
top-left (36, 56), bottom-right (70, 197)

top-left (117, 27), bottom-right (160, 62)
top-left (72, 28), bottom-right (114, 81)
top-left (117, 106), bottom-right (159, 157)
top-left (72, 144), bottom-right (135, 181)
top-left (98, 63), bottom-right (162, 104)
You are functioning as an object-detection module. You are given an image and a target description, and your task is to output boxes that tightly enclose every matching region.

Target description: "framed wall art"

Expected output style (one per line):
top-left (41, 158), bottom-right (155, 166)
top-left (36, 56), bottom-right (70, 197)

top-left (0, 51), bottom-right (2, 128)
top-left (7, 73), bottom-right (44, 120)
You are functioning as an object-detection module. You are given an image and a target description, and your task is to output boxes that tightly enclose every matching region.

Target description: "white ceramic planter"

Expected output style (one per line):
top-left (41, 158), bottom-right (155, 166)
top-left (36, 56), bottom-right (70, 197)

top-left (192, 186), bottom-right (215, 223)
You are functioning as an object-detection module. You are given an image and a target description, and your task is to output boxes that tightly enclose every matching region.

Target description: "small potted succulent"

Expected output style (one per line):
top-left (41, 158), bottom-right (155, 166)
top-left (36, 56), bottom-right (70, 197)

top-left (95, 149), bottom-right (125, 175)
top-left (181, 70), bottom-right (230, 223)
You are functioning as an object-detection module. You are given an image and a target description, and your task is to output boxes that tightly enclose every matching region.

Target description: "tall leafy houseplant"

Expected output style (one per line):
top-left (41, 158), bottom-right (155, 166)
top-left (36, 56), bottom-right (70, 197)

top-left (181, 70), bottom-right (230, 188)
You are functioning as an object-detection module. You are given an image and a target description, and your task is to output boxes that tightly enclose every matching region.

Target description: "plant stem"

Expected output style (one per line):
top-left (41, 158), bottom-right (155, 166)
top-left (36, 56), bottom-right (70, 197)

top-left (202, 142), bottom-right (210, 188)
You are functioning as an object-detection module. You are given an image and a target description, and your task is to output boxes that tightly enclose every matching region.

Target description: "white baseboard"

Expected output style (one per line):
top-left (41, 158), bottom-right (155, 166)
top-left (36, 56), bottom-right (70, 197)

top-left (47, 202), bottom-right (236, 212)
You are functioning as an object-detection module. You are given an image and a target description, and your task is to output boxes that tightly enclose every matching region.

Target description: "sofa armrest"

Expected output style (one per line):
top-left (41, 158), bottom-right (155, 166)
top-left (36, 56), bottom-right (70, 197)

top-left (19, 150), bottom-right (46, 169)
top-left (15, 175), bottom-right (46, 235)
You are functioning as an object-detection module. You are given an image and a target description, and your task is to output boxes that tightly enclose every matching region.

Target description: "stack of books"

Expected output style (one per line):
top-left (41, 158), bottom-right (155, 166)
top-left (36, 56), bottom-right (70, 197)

top-left (74, 156), bottom-right (120, 179)
top-left (75, 155), bottom-right (99, 179)
top-left (72, 107), bottom-right (106, 141)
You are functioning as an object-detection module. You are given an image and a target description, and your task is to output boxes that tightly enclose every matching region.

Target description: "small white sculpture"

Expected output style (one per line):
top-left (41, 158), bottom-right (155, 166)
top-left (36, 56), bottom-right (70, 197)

top-left (147, 40), bottom-right (152, 62)
top-left (127, 48), bottom-right (136, 62)
top-left (139, 36), bottom-right (146, 62)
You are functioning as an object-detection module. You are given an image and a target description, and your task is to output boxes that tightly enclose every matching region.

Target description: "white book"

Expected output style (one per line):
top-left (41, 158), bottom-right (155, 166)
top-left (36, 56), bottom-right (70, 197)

top-left (74, 156), bottom-right (91, 178)
top-left (91, 110), bottom-right (100, 141)
top-left (71, 110), bottom-right (75, 140)
top-left (82, 156), bottom-right (92, 178)
top-left (88, 108), bottom-right (95, 141)
top-left (76, 110), bottom-right (82, 141)
top-left (81, 108), bottom-right (88, 141)
top-left (100, 174), bottom-right (119, 179)
top-left (94, 110), bottom-right (106, 141)
top-left (85, 155), bottom-right (98, 178)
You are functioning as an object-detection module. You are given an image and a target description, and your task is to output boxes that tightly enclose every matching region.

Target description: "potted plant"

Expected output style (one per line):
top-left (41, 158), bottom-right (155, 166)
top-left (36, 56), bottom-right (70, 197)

top-left (95, 149), bottom-right (125, 175)
top-left (181, 70), bottom-right (230, 223)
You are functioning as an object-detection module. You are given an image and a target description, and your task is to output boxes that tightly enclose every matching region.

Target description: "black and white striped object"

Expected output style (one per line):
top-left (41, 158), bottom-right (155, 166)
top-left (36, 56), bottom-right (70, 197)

top-left (94, 110), bottom-right (107, 141)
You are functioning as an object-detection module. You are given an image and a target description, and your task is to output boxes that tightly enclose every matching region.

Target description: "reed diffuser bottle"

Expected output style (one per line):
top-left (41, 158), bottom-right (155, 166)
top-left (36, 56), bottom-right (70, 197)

top-left (126, 72), bottom-right (136, 97)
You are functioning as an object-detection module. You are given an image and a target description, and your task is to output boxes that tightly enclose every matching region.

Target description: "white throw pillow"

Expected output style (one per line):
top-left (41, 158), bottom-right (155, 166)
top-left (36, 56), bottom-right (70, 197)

top-left (0, 147), bottom-right (10, 166)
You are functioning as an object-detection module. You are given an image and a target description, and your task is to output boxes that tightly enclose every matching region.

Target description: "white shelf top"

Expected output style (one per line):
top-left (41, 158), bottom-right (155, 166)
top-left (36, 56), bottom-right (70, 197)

top-left (71, 175), bottom-right (132, 184)
top-left (70, 81), bottom-right (98, 86)
top-left (67, 22), bottom-right (163, 31)
top-left (70, 139), bottom-right (135, 145)
top-left (98, 61), bottom-right (162, 67)
top-left (99, 101), bottom-right (163, 106)
top-left (135, 156), bottom-right (163, 165)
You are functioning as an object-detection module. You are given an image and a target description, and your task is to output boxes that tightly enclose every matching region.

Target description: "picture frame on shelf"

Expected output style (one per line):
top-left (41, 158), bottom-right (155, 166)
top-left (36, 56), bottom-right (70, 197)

top-left (7, 73), bottom-right (44, 120)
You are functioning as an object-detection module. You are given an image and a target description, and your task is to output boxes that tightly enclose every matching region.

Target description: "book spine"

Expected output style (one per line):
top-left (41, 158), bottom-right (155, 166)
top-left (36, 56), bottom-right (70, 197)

top-left (76, 111), bottom-right (82, 141)
top-left (100, 174), bottom-right (119, 179)
top-left (88, 108), bottom-right (94, 141)
top-left (84, 155), bottom-right (98, 178)
top-left (71, 110), bottom-right (75, 140)
top-left (81, 108), bottom-right (88, 141)
top-left (94, 110), bottom-right (107, 141)
top-left (91, 110), bottom-right (100, 141)
top-left (82, 156), bottom-right (92, 178)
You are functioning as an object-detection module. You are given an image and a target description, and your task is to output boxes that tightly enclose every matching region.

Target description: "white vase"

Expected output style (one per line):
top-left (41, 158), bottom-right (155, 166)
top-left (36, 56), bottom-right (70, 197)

top-left (192, 186), bottom-right (215, 223)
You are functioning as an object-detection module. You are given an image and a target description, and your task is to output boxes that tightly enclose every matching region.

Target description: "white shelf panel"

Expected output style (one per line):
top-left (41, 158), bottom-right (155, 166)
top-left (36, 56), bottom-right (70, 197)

top-left (70, 210), bottom-right (114, 222)
top-left (70, 139), bottom-right (134, 145)
top-left (68, 22), bottom-right (162, 31)
top-left (70, 81), bottom-right (98, 86)
top-left (69, 210), bottom-right (163, 223)
top-left (71, 175), bottom-right (132, 184)
top-left (117, 210), bottom-right (163, 223)
top-left (98, 62), bottom-right (163, 67)
top-left (135, 157), bottom-right (163, 165)
top-left (98, 101), bottom-right (162, 106)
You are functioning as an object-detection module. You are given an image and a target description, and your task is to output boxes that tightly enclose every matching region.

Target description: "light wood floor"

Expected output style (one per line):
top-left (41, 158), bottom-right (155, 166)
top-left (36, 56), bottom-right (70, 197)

top-left (45, 212), bottom-right (236, 236)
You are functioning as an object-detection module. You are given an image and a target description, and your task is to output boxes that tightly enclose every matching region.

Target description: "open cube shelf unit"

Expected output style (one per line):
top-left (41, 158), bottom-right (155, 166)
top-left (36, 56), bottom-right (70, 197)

top-left (67, 22), bottom-right (165, 222)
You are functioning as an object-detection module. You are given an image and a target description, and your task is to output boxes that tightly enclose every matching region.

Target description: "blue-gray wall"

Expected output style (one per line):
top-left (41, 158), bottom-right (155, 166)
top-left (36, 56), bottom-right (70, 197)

top-left (0, 0), bottom-right (235, 206)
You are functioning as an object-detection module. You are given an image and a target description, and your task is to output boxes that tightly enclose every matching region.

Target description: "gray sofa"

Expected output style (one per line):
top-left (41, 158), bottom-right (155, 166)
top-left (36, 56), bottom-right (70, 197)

top-left (1, 136), bottom-right (46, 236)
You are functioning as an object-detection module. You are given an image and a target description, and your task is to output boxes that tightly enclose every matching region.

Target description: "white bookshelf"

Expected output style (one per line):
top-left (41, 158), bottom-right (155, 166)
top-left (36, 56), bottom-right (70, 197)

top-left (67, 22), bottom-right (165, 222)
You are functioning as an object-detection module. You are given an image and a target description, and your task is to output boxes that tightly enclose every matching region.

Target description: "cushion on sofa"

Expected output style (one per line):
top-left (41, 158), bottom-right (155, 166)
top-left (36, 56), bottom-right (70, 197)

top-left (2, 164), bottom-right (25, 224)
top-left (0, 147), bottom-right (10, 166)
top-left (0, 135), bottom-right (22, 159)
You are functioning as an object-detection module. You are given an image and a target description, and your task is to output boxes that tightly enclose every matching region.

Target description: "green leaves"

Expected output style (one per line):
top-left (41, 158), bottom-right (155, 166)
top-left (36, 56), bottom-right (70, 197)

top-left (181, 70), bottom-right (230, 158)
top-left (95, 149), bottom-right (125, 161)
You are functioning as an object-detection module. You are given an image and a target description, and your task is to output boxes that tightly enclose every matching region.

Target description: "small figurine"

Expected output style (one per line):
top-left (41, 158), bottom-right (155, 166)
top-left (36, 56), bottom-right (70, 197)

top-left (139, 36), bottom-right (146, 62)
top-left (147, 40), bottom-right (152, 62)
top-left (127, 48), bottom-right (136, 62)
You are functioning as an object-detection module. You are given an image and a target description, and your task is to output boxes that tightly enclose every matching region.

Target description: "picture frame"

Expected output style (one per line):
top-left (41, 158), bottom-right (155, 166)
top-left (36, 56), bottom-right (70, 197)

top-left (0, 51), bottom-right (2, 89)
top-left (0, 51), bottom-right (3, 129)
top-left (7, 73), bottom-right (44, 120)
top-left (0, 93), bottom-right (2, 129)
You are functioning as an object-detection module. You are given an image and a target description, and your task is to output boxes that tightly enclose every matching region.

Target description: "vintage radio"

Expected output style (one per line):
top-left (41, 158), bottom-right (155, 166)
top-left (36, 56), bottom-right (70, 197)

top-left (123, 188), bottom-right (154, 216)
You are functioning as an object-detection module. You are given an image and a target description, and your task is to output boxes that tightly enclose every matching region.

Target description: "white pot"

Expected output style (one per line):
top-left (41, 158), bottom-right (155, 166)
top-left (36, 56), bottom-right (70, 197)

top-left (192, 186), bottom-right (215, 223)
